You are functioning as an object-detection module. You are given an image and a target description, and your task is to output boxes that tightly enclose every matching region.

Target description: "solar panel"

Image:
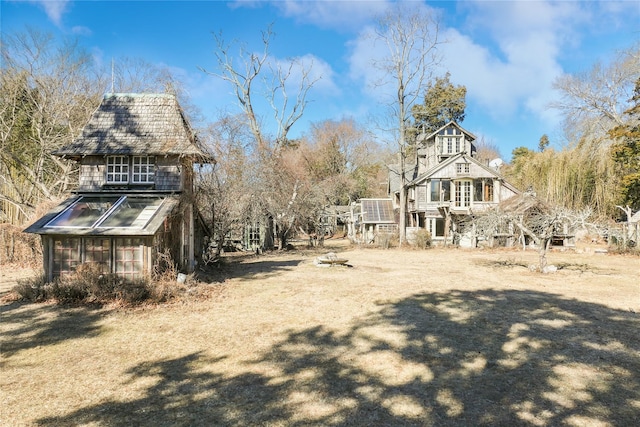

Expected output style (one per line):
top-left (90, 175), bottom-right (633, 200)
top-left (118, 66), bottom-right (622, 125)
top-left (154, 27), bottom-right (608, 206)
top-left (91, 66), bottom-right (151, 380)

top-left (361, 199), bottom-right (395, 223)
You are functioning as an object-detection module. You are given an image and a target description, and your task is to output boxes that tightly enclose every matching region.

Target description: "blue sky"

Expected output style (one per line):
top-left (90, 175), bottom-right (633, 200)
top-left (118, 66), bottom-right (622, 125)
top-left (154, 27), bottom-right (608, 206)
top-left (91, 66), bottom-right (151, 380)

top-left (2, 0), bottom-right (639, 159)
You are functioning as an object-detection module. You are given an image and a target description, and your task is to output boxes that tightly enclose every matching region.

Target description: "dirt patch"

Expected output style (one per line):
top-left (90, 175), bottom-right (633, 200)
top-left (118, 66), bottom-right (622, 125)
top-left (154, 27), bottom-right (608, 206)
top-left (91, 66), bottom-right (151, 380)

top-left (1, 241), bottom-right (639, 426)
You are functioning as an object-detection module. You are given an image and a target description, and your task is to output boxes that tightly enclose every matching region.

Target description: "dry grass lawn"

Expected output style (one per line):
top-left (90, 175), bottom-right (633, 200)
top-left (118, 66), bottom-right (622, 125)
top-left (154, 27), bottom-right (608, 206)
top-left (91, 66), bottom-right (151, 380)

top-left (1, 239), bottom-right (639, 426)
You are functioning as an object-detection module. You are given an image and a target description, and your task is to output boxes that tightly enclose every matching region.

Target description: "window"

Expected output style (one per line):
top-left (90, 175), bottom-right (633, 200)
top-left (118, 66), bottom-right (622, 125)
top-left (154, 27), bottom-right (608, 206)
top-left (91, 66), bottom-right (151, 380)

top-left (84, 238), bottom-right (110, 273)
top-left (430, 218), bottom-right (445, 237)
top-left (53, 238), bottom-right (81, 276)
top-left (115, 238), bottom-right (144, 280)
top-left (474, 179), bottom-right (494, 202)
top-left (456, 163), bottom-right (470, 174)
top-left (107, 156), bottom-right (129, 183)
top-left (430, 179), bottom-right (451, 202)
top-left (455, 181), bottom-right (472, 207)
top-left (246, 225), bottom-right (261, 249)
top-left (378, 224), bottom-right (398, 234)
top-left (132, 156), bottom-right (155, 183)
top-left (107, 156), bottom-right (155, 184)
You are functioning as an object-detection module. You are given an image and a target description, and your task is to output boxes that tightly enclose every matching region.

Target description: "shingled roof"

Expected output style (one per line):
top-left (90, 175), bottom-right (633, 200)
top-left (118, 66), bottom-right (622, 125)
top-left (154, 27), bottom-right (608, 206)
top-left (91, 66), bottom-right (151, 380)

top-left (53, 93), bottom-right (210, 160)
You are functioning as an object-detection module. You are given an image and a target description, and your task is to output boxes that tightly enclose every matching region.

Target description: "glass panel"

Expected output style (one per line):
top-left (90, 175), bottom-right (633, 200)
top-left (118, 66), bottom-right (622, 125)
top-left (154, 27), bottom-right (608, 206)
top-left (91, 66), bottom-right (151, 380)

top-left (47, 196), bottom-right (120, 227)
top-left (132, 156), bottom-right (155, 184)
top-left (485, 180), bottom-right (494, 201)
top-left (115, 238), bottom-right (144, 279)
top-left (475, 180), bottom-right (483, 202)
top-left (430, 179), bottom-right (440, 202)
top-left (84, 238), bottom-right (111, 273)
top-left (53, 238), bottom-right (80, 276)
top-left (442, 181), bottom-right (450, 202)
top-left (99, 197), bottom-right (163, 228)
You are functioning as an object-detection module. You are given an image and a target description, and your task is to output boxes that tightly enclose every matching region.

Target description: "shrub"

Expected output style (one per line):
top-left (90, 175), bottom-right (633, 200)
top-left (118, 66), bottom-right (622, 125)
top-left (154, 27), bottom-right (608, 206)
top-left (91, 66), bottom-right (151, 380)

top-left (12, 249), bottom-right (197, 305)
top-left (413, 229), bottom-right (432, 249)
top-left (13, 274), bottom-right (48, 302)
top-left (47, 280), bottom-right (90, 303)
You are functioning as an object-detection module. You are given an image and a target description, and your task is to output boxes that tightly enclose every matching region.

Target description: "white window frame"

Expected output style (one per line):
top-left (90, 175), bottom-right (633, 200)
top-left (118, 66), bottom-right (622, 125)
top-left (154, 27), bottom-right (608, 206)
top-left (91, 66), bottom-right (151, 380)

top-left (455, 180), bottom-right (472, 207)
top-left (132, 156), bottom-right (155, 183)
top-left (106, 156), bottom-right (129, 183)
top-left (456, 163), bottom-right (470, 175)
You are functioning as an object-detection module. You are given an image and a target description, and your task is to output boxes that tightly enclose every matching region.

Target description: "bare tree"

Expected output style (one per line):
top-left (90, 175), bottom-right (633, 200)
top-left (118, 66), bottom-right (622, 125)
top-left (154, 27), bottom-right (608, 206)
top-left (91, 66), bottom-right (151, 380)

top-left (371, 3), bottom-right (443, 245)
top-left (0, 29), bottom-right (104, 224)
top-left (197, 113), bottom-right (255, 258)
top-left (299, 118), bottom-right (382, 206)
top-left (476, 201), bottom-right (597, 273)
top-left (201, 25), bottom-right (318, 151)
top-left (201, 26), bottom-right (320, 249)
top-left (552, 44), bottom-right (640, 152)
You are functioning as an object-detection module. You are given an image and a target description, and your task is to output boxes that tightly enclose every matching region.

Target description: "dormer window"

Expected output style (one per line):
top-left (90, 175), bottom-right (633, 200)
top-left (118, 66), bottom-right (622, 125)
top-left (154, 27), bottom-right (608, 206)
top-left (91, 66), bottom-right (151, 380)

top-left (106, 156), bottom-right (155, 184)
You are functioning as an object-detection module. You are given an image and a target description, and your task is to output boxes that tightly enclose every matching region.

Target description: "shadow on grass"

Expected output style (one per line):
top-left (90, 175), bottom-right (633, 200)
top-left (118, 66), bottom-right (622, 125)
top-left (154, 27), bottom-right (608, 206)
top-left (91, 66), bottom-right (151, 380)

top-left (0, 302), bottom-right (104, 362)
top-left (198, 256), bottom-right (305, 284)
top-left (36, 289), bottom-right (639, 426)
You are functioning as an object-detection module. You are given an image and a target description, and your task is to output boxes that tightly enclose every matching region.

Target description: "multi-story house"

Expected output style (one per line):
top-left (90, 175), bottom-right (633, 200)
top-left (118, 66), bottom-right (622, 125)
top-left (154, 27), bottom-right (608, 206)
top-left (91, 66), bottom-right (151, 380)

top-left (25, 93), bottom-right (211, 281)
top-left (389, 121), bottom-right (520, 246)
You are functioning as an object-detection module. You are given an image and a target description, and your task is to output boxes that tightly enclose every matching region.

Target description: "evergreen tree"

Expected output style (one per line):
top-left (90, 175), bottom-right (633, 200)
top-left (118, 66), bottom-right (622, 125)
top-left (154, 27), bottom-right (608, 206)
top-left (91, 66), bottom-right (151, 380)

top-left (411, 72), bottom-right (466, 134)
top-left (609, 78), bottom-right (640, 210)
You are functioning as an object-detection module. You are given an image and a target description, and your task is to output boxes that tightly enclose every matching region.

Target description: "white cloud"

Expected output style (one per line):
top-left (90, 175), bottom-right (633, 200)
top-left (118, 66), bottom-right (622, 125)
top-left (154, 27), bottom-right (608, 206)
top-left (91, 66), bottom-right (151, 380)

top-left (439, 0), bottom-right (588, 127)
top-left (71, 25), bottom-right (92, 36)
top-left (268, 53), bottom-right (340, 97)
top-left (231, 0), bottom-right (390, 32)
top-left (27, 0), bottom-right (70, 26)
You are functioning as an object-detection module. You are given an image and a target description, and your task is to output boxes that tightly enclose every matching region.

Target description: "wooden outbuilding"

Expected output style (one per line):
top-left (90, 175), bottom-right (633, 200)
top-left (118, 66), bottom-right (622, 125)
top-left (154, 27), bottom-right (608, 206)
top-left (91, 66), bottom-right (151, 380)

top-left (24, 93), bottom-right (212, 281)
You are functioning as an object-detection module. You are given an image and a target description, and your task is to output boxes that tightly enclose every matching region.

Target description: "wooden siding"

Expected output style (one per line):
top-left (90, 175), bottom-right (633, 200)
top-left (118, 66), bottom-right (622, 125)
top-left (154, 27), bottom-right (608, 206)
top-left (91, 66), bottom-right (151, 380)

top-left (156, 156), bottom-right (182, 191)
top-left (76, 155), bottom-right (184, 192)
top-left (78, 157), bottom-right (106, 191)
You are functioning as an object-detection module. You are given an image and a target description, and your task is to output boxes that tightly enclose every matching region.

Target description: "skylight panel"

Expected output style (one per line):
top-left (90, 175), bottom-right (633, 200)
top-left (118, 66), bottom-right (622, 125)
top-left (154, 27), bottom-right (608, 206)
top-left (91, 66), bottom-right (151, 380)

top-left (98, 197), bottom-right (163, 229)
top-left (46, 196), bottom-right (121, 228)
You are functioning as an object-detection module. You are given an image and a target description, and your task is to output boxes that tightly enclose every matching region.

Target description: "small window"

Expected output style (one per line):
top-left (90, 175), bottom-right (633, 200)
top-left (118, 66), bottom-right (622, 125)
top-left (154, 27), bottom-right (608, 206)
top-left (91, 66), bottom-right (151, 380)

top-left (107, 156), bottom-right (129, 183)
top-left (132, 156), bottom-right (155, 183)
top-left (456, 163), bottom-right (470, 174)
top-left (378, 224), bottom-right (398, 234)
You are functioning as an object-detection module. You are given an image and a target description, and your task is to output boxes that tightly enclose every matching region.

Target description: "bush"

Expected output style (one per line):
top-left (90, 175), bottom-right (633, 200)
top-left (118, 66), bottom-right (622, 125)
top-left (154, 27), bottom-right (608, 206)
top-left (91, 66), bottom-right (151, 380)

top-left (412, 229), bottom-right (432, 249)
top-left (12, 250), bottom-right (197, 305)
top-left (13, 275), bottom-right (48, 302)
top-left (47, 280), bottom-right (90, 303)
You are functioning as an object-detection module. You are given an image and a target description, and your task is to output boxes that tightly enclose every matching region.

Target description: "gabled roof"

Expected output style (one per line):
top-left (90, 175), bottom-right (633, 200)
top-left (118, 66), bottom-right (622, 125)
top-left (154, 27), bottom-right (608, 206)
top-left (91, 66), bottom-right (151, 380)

top-left (361, 198), bottom-right (395, 224)
top-left (417, 120), bottom-right (476, 144)
top-left (53, 93), bottom-right (210, 160)
top-left (388, 163), bottom-right (419, 194)
top-left (408, 152), bottom-right (507, 187)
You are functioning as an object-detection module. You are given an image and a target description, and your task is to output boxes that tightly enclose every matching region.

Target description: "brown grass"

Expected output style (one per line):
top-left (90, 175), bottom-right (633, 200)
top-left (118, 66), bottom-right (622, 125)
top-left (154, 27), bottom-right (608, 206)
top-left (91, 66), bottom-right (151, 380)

top-left (1, 240), bottom-right (639, 426)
